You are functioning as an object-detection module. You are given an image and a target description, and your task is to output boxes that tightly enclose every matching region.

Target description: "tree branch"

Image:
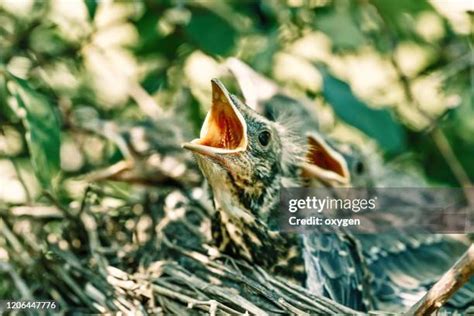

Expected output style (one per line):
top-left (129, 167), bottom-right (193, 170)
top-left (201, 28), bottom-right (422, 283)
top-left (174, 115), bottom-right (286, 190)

top-left (406, 244), bottom-right (474, 315)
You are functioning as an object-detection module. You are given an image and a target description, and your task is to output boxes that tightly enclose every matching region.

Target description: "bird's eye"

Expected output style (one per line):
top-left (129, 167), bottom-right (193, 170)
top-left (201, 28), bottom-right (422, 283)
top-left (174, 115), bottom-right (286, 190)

top-left (258, 130), bottom-right (271, 147)
top-left (355, 161), bottom-right (365, 174)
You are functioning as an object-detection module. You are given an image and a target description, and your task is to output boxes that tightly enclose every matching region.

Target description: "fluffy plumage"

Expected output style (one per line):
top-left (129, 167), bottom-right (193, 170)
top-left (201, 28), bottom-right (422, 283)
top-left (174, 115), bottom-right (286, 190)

top-left (183, 79), bottom-right (307, 282)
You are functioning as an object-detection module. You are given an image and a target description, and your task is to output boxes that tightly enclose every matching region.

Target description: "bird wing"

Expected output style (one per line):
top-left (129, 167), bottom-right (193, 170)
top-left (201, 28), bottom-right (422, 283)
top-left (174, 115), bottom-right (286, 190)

top-left (302, 231), bottom-right (373, 311)
top-left (358, 233), bottom-right (474, 311)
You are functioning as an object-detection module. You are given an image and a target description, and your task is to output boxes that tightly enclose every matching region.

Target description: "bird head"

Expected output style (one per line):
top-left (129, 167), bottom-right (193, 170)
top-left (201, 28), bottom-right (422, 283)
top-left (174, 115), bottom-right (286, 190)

top-left (183, 79), bottom-right (303, 223)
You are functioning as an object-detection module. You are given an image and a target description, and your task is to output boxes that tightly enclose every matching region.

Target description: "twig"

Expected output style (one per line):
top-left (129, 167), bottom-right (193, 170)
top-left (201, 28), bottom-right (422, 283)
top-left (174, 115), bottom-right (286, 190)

top-left (82, 160), bottom-right (133, 183)
top-left (152, 283), bottom-right (241, 315)
top-left (0, 218), bottom-right (32, 265)
top-left (431, 129), bottom-right (474, 204)
top-left (43, 191), bottom-right (77, 221)
top-left (163, 265), bottom-right (269, 316)
top-left (0, 262), bottom-right (33, 299)
top-left (277, 298), bottom-right (310, 316)
top-left (8, 205), bottom-right (63, 218)
top-left (128, 82), bottom-right (164, 119)
top-left (55, 265), bottom-right (101, 312)
top-left (406, 244), bottom-right (474, 315)
top-left (261, 266), bottom-right (363, 315)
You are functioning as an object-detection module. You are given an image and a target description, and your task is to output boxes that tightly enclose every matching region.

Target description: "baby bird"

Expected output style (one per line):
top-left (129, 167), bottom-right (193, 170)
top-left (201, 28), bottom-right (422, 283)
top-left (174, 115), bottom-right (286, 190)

top-left (183, 79), bottom-right (307, 279)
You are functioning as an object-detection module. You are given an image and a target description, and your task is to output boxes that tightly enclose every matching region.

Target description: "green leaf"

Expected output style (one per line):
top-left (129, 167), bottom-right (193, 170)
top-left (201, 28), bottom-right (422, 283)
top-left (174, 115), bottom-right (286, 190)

top-left (0, 76), bottom-right (17, 123)
top-left (185, 7), bottom-right (237, 56)
top-left (322, 71), bottom-right (406, 154)
top-left (84, 0), bottom-right (98, 21)
top-left (315, 6), bottom-right (365, 51)
top-left (11, 77), bottom-right (61, 190)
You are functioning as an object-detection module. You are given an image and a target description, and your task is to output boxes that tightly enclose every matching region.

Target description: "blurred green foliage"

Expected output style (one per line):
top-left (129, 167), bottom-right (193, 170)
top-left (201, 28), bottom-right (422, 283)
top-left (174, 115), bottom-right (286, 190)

top-left (321, 71), bottom-right (406, 153)
top-left (11, 76), bottom-right (61, 191)
top-left (0, 0), bottom-right (472, 203)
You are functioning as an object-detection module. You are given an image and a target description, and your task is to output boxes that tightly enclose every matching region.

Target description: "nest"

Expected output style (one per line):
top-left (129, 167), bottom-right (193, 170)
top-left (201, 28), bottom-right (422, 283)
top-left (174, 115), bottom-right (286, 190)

top-left (0, 183), bottom-right (360, 315)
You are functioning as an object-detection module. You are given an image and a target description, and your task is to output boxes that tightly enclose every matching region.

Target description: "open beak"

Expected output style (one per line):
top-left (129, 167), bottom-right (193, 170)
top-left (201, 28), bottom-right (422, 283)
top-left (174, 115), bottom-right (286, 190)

top-left (301, 132), bottom-right (350, 186)
top-left (182, 79), bottom-right (248, 160)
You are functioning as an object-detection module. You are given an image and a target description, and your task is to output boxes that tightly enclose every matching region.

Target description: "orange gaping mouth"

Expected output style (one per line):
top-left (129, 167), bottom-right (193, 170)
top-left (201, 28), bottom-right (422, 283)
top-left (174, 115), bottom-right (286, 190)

top-left (182, 79), bottom-right (247, 157)
top-left (302, 132), bottom-right (350, 185)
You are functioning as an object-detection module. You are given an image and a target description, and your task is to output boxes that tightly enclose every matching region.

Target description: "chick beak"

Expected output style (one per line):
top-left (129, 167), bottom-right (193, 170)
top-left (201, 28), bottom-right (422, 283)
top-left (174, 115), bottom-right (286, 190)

top-left (301, 132), bottom-right (350, 187)
top-left (182, 79), bottom-right (248, 163)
